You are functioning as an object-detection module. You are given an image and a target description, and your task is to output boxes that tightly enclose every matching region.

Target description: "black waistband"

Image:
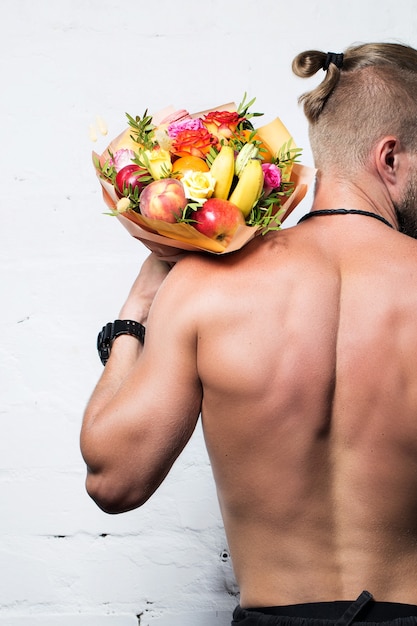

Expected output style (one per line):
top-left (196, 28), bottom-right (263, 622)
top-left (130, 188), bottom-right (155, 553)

top-left (247, 600), bottom-right (417, 622)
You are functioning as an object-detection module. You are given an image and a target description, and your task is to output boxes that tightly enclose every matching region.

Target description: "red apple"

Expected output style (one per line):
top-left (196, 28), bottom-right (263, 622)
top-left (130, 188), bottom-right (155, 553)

top-left (192, 198), bottom-right (245, 245)
top-left (115, 164), bottom-right (148, 198)
top-left (140, 178), bottom-right (188, 223)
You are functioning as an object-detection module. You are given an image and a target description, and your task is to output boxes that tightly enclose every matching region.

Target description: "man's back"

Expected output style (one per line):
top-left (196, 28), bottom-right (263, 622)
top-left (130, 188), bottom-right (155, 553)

top-left (81, 41), bottom-right (417, 624)
top-left (188, 213), bottom-right (417, 607)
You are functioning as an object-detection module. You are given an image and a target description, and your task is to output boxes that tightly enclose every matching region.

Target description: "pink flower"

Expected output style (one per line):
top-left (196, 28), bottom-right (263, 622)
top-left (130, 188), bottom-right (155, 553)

top-left (110, 149), bottom-right (136, 172)
top-left (167, 118), bottom-right (205, 139)
top-left (262, 162), bottom-right (281, 196)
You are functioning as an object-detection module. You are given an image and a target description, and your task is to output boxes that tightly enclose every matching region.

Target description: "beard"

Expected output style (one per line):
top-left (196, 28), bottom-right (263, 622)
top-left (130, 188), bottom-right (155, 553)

top-left (395, 176), bottom-right (417, 238)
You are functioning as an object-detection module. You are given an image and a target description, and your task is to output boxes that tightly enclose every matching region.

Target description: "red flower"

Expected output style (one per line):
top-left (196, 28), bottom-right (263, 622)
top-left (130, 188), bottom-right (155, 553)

top-left (202, 111), bottom-right (243, 140)
top-left (172, 127), bottom-right (218, 159)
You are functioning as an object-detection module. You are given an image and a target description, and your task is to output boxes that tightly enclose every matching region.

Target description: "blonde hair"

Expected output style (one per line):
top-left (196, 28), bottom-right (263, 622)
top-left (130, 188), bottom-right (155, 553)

top-left (292, 43), bottom-right (417, 172)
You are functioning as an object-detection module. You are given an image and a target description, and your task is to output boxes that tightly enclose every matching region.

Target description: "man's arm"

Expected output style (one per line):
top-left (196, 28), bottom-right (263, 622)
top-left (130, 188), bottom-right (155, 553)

top-left (80, 253), bottom-right (203, 514)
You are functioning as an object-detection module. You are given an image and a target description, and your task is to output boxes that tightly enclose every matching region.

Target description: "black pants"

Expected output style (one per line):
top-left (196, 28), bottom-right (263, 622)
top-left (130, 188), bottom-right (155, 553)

top-left (232, 591), bottom-right (417, 625)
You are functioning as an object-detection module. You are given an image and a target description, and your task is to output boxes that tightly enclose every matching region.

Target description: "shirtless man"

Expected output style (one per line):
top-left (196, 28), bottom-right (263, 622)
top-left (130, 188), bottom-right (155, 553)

top-left (81, 42), bottom-right (417, 625)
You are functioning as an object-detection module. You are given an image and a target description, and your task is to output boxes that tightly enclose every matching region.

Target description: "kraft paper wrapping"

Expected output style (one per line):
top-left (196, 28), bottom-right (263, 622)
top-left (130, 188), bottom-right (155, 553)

top-left (93, 104), bottom-right (315, 258)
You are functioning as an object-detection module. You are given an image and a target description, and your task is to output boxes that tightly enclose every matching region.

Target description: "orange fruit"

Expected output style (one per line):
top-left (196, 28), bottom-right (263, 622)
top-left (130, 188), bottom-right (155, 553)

top-left (172, 155), bottom-right (210, 177)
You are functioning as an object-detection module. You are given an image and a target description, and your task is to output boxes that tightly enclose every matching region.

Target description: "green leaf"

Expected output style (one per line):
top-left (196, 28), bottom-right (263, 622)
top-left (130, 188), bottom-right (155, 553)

top-left (236, 92), bottom-right (264, 127)
top-left (125, 110), bottom-right (156, 150)
top-left (177, 201), bottom-right (204, 222)
top-left (205, 146), bottom-right (220, 168)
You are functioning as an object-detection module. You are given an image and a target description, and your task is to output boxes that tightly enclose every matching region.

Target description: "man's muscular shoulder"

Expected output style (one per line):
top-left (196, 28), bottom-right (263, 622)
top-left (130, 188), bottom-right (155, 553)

top-left (166, 229), bottom-right (295, 299)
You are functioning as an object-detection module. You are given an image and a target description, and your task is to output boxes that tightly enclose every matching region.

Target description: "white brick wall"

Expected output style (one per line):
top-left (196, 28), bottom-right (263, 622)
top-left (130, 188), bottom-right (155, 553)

top-left (2, 0), bottom-right (416, 622)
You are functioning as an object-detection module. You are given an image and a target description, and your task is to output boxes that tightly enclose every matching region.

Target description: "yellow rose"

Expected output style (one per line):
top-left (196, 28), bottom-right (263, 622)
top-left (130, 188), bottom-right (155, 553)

top-left (181, 170), bottom-right (216, 202)
top-left (143, 147), bottom-right (172, 180)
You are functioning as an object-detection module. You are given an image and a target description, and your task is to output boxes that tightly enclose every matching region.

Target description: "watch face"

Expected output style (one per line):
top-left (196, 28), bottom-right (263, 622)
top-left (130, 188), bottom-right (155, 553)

top-left (97, 323), bottom-right (112, 365)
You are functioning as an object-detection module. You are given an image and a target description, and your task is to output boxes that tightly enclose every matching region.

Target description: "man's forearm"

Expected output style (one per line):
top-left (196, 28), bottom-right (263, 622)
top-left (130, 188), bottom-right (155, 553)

top-left (83, 333), bottom-right (144, 426)
top-left (84, 252), bottom-right (171, 431)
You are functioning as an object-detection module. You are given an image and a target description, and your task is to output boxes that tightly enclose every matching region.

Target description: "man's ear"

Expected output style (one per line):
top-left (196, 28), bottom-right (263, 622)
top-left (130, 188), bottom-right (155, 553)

top-left (374, 136), bottom-right (399, 185)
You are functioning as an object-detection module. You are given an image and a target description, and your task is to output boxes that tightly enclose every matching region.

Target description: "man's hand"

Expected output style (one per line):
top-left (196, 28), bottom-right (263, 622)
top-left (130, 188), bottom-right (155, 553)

top-left (119, 253), bottom-right (172, 324)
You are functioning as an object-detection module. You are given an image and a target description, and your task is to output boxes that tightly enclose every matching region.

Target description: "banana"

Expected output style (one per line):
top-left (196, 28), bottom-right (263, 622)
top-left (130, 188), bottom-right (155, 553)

top-left (209, 145), bottom-right (235, 199)
top-left (235, 142), bottom-right (259, 177)
top-left (229, 159), bottom-right (264, 218)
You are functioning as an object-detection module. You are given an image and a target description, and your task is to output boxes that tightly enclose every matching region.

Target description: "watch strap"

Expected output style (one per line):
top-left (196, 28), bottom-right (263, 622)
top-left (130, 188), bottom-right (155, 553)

top-left (97, 319), bottom-right (146, 365)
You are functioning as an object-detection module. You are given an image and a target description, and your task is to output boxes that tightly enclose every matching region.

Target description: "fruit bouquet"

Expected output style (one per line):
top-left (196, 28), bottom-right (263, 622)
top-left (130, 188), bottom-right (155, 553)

top-left (92, 95), bottom-right (314, 257)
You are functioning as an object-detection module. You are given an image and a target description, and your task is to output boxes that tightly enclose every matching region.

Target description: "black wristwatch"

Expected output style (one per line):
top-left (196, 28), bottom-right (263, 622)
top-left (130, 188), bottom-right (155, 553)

top-left (97, 319), bottom-right (146, 365)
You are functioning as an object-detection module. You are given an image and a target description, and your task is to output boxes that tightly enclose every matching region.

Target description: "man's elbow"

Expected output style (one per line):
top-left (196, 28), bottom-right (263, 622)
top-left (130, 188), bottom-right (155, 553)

top-left (85, 470), bottom-right (151, 514)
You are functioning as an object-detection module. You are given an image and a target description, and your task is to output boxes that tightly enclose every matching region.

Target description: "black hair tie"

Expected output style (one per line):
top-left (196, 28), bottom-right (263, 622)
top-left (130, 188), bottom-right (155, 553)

top-left (323, 51), bottom-right (344, 71)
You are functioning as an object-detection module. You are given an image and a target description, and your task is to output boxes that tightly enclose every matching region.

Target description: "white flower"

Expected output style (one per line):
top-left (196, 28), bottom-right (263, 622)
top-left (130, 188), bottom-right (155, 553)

top-left (115, 197), bottom-right (132, 213)
top-left (181, 170), bottom-right (216, 202)
top-left (154, 128), bottom-right (173, 152)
